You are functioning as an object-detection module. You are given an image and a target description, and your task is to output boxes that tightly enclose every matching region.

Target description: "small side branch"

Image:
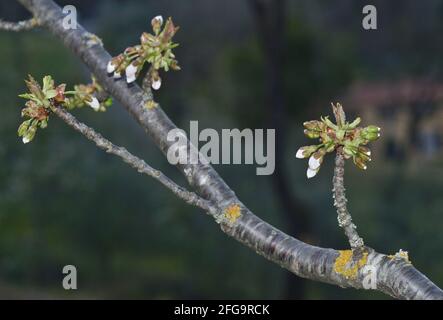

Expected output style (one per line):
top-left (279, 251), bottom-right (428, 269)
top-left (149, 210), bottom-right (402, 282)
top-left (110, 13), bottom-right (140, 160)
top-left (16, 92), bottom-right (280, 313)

top-left (332, 147), bottom-right (364, 249)
top-left (53, 106), bottom-right (217, 216)
top-left (0, 17), bottom-right (39, 31)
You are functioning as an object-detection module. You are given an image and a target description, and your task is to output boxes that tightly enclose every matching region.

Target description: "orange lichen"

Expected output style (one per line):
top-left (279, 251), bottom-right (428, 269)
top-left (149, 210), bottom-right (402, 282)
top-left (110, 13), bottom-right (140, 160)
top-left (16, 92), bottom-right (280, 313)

top-left (334, 249), bottom-right (368, 279)
top-left (224, 204), bottom-right (242, 224)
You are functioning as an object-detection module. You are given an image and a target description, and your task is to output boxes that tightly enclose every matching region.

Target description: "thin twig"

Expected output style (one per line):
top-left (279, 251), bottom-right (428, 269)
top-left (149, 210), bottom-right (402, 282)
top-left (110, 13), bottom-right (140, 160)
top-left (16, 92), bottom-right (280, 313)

top-left (332, 147), bottom-right (365, 249)
top-left (52, 106), bottom-right (217, 216)
top-left (0, 17), bottom-right (38, 32)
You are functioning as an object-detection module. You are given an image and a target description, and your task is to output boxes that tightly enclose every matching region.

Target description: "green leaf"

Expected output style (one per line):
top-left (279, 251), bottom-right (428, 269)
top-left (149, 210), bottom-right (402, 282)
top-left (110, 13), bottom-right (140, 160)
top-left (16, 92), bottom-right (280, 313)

top-left (18, 93), bottom-right (36, 101)
top-left (45, 89), bottom-right (57, 99)
top-left (104, 97), bottom-right (113, 107)
top-left (42, 75), bottom-right (54, 93)
top-left (322, 116), bottom-right (338, 130)
top-left (348, 117), bottom-right (361, 129)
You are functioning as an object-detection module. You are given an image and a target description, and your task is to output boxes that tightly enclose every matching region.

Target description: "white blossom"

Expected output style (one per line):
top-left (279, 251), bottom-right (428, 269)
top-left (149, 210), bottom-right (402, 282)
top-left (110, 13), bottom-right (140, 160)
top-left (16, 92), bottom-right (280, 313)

top-left (86, 97), bottom-right (100, 111)
top-left (308, 155), bottom-right (321, 170)
top-left (152, 78), bottom-right (162, 90)
top-left (153, 15), bottom-right (163, 26)
top-left (22, 136), bottom-right (30, 144)
top-left (306, 167), bottom-right (318, 179)
top-left (113, 72), bottom-right (122, 79)
top-left (295, 148), bottom-right (305, 159)
top-left (107, 61), bottom-right (116, 73)
top-left (125, 63), bottom-right (138, 83)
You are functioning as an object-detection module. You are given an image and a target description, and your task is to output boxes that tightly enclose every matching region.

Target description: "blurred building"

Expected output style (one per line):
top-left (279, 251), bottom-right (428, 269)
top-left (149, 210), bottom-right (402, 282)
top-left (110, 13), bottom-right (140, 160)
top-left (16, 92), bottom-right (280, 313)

top-left (342, 79), bottom-right (443, 161)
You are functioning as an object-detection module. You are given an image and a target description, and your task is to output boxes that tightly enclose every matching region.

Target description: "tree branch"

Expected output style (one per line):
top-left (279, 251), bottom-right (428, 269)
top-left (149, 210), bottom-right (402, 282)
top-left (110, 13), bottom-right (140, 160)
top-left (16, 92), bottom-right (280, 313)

top-left (17, 0), bottom-right (443, 299)
top-left (0, 17), bottom-right (38, 32)
top-left (53, 106), bottom-right (216, 215)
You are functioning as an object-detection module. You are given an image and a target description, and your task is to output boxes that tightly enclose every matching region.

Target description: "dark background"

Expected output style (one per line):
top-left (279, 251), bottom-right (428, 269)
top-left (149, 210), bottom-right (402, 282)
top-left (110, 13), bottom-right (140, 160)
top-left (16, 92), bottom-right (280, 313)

top-left (1, 0), bottom-right (443, 299)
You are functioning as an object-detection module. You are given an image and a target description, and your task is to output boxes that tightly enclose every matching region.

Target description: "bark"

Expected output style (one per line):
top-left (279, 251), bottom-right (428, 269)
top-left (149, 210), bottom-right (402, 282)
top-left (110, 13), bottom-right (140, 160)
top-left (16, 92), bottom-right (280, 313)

top-left (333, 148), bottom-right (365, 249)
top-left (16, 0), bottom-right (443, 299)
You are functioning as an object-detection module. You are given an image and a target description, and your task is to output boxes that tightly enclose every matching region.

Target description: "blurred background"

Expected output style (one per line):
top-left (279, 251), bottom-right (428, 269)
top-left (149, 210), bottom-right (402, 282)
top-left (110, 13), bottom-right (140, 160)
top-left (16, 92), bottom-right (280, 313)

top-left (1, 0), bottom-right (443, 299)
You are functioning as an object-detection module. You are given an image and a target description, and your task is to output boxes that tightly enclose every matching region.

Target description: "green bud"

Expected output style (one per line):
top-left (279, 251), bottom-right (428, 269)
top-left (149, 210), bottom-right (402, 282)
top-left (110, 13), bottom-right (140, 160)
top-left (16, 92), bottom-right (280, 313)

top-left (39, 119), bottom-right (48, 129)
top-left (303, 120), bottom-right (323, 131)
top-left (358, 146), bottom-right (371, 156)
top-left (18, 120), bottom-right (30, 137)
top-left (304, 129), bottom-right (320, 139)
top-left (343, 145), bottom-right (355, 158)
top-left (353, 155), bottom-right (367, 170)
top-left (22, 124), bottom-right (37, 144)
top-left (362, 131), bottom-right (380, 141)
top-left (365, 125), bottom-right (381, 133)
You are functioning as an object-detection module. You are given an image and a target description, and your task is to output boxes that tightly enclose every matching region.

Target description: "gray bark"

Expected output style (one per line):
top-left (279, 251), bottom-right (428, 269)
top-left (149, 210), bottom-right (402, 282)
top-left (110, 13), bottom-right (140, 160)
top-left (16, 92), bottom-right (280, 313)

top-left (16, 0), bottom-right (443, 299)
top-left (333, 147), bottom-right (365, 249)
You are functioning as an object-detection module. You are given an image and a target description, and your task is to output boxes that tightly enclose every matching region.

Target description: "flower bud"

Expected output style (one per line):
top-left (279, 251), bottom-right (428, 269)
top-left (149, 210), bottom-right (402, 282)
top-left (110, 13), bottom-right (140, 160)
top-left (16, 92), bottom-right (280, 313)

top-left (304, 129), bottom-right (320, 139)
top-left (295, 145), bottom-right (318, 159)
top-left (151, 15), bottom-right (164, 35)
top-left (353, 155), bottom-right (367, 170)
top-left (125, 63), bottom-right (139, 83)
top-left (22, 124), bottom-right (37, 144)
top-left (365, 125), bottom-right (381, 133)
top-left (309, 151), bottom-right (324, 170)
top-left (306, 167), bottom-right (319, 179)
top-left (303, 120), bottom-right (322, 131)
top-left (85, 96), bottom-right (100, 111)
top-left (358, 146), bottom-right (371, 156)
top-left (361, 130), bottom-right (380, 141)
top-left (18, 120), bottom-right (30, 136)
top-left (151, 70), bottom-right (162, 90)
top-left (107, 54), bottom-right (124, 74)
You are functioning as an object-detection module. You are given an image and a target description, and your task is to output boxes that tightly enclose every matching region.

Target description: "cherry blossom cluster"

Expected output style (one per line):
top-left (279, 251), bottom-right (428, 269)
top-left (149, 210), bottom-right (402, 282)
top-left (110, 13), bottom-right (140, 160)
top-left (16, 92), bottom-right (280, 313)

top-left (107, 15), bottom-right (180, 90)
top-left (18, 75), bottom-right (111, 144)
top-left (296, 103), bottom-right (381, 178)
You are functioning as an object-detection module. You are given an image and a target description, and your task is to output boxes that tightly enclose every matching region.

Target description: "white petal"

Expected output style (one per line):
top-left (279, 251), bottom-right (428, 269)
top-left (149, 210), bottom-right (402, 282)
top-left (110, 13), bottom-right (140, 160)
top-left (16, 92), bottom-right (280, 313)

top-left (125, 64), bottom-right (138, 83)
top-left (126, 74), bottom-right (136, 83)
top-left (307, 167), bottom-right (317, 179)
top-left (296, 148), bottom-right (305, 159)
top-left (113, 72), bottom-right (122, 79)
top-left (22, 136), bottom-right (30, 144)
top-left (152, 79), bottom-right (162, 90)
top-left (107, 61), bottom-right (116, 73)
top-left (87, 97), bottom-right (100, 111)
top-left (308, 155), bottom-right (321, 170)
top-left (154, 15), bottom-right (163, 25)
